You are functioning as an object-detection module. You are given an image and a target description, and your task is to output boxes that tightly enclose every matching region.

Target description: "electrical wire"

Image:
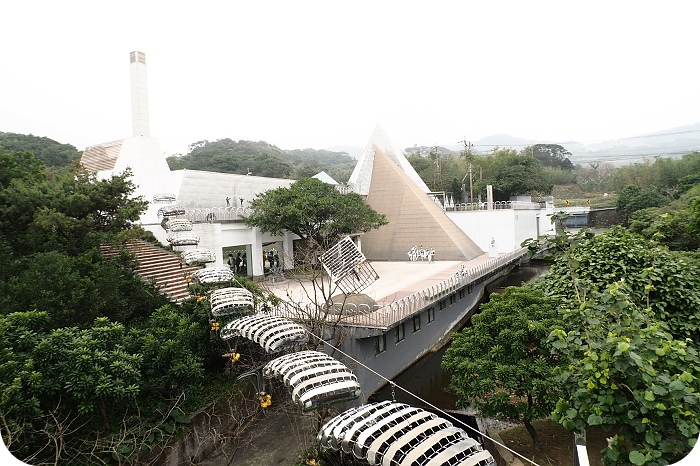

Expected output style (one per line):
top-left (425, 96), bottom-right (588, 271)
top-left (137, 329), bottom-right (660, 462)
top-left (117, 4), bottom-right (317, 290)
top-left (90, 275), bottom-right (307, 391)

top-left (300, 326), bottom-right (543, 466)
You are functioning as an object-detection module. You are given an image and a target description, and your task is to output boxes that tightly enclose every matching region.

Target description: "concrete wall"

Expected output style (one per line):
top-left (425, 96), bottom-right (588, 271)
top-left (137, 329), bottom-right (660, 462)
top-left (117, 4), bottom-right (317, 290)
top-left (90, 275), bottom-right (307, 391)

top-left (332, 266), bottom-right (513, 403)
top-left (447, 208), bottom-right (555, 252)
top-left (589, 207), bottom-right (622, 227)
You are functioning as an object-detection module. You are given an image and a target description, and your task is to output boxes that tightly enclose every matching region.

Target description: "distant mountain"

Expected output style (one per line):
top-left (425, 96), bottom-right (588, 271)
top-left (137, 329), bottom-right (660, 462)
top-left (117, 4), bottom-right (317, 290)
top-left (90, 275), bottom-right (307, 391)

top-left (473, 134), bottom-right (538, 149)
top-left (166, 138), bottom-right (357, 182)
top-left (0, 131), bottom-right (81, 168)
top-left (324, 145), bottom-right (364, 159)
top-left (439, 124), bottom-right (700, 166)
top-left (567, 123), bottom-right (700, 165)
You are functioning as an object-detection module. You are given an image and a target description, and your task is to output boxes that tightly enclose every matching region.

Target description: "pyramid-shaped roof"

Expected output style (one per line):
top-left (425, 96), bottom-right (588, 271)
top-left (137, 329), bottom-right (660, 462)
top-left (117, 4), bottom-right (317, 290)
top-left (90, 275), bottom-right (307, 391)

top-left (312, 171), bottom-right (339, 185)
top-left (348, 124), bottom-right (430, 195)
top-left (359, 145), bottom-right (483, 261)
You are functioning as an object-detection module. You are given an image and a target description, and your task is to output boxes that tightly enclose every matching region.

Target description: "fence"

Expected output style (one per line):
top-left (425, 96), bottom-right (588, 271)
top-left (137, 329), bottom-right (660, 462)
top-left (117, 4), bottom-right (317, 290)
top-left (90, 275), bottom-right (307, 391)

top-left (183, 207), bottom-right (250, 223)
top-left (450, 201), bottom-right (546, 212)
top-left (269, 248), bottom-right (528, 330)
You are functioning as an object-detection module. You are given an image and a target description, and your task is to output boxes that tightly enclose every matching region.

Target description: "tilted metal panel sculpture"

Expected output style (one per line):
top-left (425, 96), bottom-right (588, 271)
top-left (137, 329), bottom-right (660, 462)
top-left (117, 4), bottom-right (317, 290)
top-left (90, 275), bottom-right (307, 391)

top-left (319, 236), bottom-right (379, 294)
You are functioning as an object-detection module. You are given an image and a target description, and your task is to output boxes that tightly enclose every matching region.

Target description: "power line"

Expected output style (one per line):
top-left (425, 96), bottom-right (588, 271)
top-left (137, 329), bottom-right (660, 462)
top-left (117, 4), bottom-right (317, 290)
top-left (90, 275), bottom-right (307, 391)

top-left (301, 327), bottom-right (541, 466)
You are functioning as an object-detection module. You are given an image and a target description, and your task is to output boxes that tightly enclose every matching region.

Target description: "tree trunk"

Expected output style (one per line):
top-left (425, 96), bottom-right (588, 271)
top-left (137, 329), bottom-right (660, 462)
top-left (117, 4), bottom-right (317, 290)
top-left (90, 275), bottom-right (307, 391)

top-left (524, 419), bottom-right (541, 451)
top-left (524, 393), bottom-right (541, 450)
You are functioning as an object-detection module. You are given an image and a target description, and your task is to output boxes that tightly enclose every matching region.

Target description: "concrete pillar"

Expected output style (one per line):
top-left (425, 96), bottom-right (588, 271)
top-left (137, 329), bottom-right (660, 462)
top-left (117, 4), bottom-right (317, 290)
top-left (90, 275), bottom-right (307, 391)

top-left (283, 231), bottom-right (294, 271)
top-left (487, 184), bottom-right (494, 210)
top-left (130, 51), bottom-right (150, 137)
top-left (251, 227), bottom-right (264, 278)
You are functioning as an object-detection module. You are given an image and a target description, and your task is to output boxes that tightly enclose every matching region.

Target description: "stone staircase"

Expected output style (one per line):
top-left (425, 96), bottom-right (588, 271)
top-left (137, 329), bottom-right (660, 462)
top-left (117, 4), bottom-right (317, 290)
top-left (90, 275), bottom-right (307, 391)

top-left (101, 239), bottom-right (203, 304)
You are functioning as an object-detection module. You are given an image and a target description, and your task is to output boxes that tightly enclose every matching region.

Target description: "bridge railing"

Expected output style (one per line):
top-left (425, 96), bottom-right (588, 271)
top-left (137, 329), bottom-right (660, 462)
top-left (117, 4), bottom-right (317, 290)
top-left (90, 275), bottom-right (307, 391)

top-left (266, 248), bottom-right (528, 329)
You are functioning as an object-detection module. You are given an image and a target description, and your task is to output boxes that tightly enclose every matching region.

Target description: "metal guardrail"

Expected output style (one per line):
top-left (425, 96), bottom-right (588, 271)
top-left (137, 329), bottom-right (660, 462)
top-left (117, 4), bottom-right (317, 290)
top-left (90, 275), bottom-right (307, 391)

top-left (451, 201), bottom-right (546, 212)
top-left (269, 248), bottom-right (528, 330)
top-left (182, 206), bottom-right (250, 223)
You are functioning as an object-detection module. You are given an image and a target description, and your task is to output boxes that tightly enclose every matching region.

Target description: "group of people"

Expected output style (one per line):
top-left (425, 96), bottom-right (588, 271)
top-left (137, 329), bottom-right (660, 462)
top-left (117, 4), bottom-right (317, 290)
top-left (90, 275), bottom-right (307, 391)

top-left (226, 249), bottom-right (282, 276)
top-left (227, 251), bottom-right (247, 273)
top-left (265, 249), bottom-right (281, 274)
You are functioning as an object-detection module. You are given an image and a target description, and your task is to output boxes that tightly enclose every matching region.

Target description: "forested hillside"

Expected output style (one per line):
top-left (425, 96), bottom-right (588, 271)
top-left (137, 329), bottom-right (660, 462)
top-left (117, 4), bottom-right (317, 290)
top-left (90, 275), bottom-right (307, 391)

top-left (166, 138), bottom-right (357, 182)
top-left (0, 132), bottom-right (358, 182)
top-left (0, 131), bottom-right (81, 168)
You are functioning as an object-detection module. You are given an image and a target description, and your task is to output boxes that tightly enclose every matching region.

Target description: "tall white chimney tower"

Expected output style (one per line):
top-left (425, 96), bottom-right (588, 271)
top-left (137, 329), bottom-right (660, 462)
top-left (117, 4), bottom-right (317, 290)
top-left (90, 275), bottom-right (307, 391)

top-left (130, 51), bottom-right (150, 137)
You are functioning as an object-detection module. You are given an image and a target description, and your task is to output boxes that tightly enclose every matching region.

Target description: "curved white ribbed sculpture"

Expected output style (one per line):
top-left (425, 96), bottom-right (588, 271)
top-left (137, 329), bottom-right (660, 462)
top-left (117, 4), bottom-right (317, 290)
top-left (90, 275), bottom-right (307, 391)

top-left (318, 402), bottom-right (495, 466)
top-left (152, 192), bottom-right (177, 203)
top-left (157, 204), bottom-right (186, 217)
top-left (190, 266), bottom-right (233, 284)
top-left (210, 287), bottom-right (254, 317)
top-left (264, 351), bottom-right (360, 411)
top-left (220, 314), bottom-right (308, 353)
top-left (168, 232), bottom-right (200, 246)
top-left (165, 218), bottom-right (193, 231)
top-left (182, 248), bottom-right (216, 266)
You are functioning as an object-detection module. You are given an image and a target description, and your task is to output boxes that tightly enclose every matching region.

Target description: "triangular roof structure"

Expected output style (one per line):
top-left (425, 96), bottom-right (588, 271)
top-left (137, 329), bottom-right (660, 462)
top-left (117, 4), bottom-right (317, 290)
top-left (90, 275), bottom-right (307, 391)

top-left (348, 124), bottom-right (430, 195)
top-left (359, 145), bottom-right (483, 261)
top-left (312, 171), bottom-right (338, 185)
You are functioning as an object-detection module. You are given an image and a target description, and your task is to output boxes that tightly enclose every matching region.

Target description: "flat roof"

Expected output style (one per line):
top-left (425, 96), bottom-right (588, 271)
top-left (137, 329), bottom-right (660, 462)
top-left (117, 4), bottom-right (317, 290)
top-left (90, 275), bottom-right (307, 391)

top-left (265, 253), bottom-right (497, 308)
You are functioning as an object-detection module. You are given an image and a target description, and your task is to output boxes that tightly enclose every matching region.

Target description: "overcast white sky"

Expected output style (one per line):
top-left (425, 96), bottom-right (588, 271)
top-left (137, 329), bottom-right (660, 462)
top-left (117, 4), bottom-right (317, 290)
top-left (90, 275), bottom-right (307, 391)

top-left (2, 1), bottom-right (699, 156)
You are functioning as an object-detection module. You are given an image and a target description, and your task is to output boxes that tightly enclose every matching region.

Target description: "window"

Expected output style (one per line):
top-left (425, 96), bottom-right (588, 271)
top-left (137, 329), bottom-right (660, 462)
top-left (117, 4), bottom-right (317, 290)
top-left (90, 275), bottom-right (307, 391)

top-left (376, 333), bottom-right (387, 354)
top-left (395, 322), bottom-right (405, 343)
top-left (413, 315), bottom-right (421, 332)
top-left (439, 299), bottom-right (446, 310)
top-left (459, 288), bottom-right (465, 299)
top-left (449, 294), bottom-right (456, 305)
top-left (427, 307), bottom-right (435, 323)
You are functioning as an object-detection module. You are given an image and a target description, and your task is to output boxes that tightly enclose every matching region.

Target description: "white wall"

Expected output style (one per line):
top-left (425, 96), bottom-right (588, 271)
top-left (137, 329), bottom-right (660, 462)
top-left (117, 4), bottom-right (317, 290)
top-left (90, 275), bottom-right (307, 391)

top-left (447, 207), bottom-right (556, 252)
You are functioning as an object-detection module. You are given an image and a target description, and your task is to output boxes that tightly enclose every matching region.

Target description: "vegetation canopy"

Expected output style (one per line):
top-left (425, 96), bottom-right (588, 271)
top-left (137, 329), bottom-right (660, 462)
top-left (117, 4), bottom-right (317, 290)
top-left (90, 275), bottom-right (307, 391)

top-left (244, 177), bottom-right (387, 252)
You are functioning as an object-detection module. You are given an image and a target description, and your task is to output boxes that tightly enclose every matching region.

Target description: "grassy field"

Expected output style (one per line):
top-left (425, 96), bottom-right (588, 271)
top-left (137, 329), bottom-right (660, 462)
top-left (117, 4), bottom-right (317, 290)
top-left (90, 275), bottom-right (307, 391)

top-left (550, 185), bottom-right (618, 209)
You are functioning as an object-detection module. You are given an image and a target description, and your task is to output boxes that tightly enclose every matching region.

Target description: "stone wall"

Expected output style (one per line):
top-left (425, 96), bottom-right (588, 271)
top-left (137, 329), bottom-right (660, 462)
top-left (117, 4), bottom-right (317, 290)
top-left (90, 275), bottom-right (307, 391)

top-left (588, 207), bottom-right (623, 227)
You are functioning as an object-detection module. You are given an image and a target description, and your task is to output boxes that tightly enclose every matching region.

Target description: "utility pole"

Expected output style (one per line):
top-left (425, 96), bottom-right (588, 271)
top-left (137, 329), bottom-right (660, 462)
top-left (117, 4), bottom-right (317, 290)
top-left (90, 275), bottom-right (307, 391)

top-left (459, 138), bottom-right (474, 203)
top-left (431, 144), bottom-right (442, 191)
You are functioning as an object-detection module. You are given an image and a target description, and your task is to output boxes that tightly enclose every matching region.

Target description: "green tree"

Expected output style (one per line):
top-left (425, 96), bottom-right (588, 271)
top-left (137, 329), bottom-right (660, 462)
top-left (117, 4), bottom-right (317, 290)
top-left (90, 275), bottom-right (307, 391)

top-left (525, 144), bottom-right (574, 171)
top-left (0, 132), bottom-right (81, 169)
top-left (549, 283), bottom-right (700, 465)
top-left (474, 149), bottom-right (553, 201)
top-left (616, 185), bottom-right (666, 222)
top-left (627, 184), bottom-right (700, 251)
top-left (244, 177), bottom-right (387, 253)
top-left (534, 227), bottom-right (700, 343)
top-left (526, 226), bottom-right (700, 464)
top-left (166, 138), bottom-right (357, 181)
top-left (442, 286), bottom-right (563, 449)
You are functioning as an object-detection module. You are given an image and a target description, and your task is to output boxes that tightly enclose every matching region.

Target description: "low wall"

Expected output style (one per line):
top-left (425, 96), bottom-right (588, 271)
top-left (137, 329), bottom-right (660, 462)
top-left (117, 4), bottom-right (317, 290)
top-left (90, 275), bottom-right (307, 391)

top-left (588, 207), bottom-right (622, 227)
